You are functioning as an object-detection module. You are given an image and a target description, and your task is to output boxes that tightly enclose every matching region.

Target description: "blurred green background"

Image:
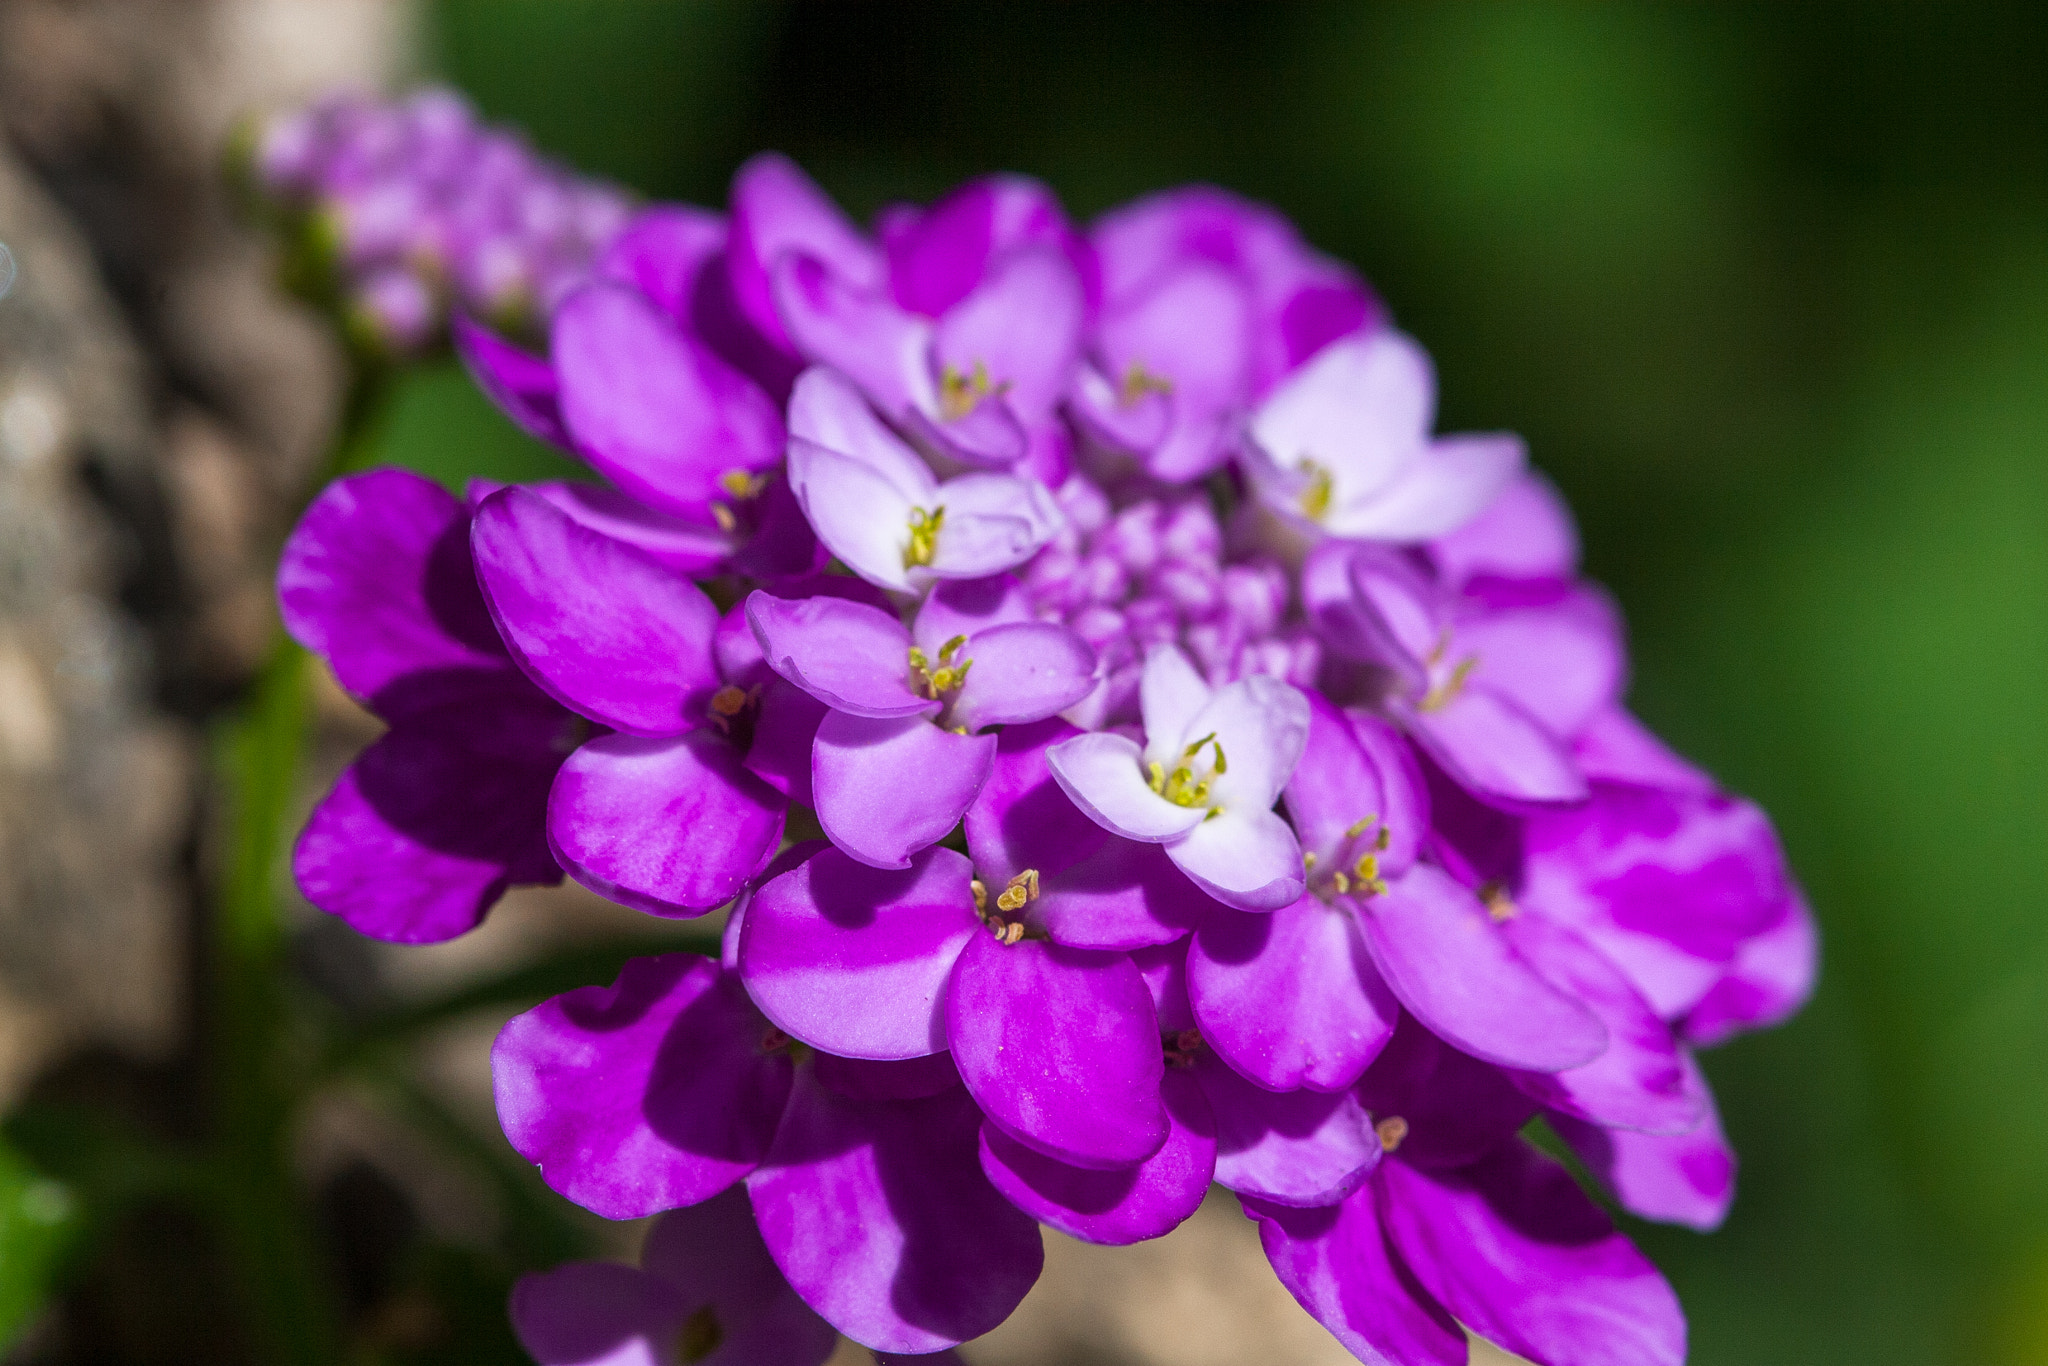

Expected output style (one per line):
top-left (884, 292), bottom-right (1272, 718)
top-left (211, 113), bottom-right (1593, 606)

top-left (388, 3), bottom-right (2048, 1362)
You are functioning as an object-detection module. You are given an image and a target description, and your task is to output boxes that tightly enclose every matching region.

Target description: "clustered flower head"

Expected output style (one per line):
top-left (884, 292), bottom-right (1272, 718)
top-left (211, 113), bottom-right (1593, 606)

top-left (246, 87), bottom-right (633, 353)
top-left (281, 141), bottom-right (1817, 1364)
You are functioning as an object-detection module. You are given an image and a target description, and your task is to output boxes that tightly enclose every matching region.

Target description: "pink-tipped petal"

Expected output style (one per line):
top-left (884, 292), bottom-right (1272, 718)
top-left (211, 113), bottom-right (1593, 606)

top-left (813, 712), bottom-right (997, 869)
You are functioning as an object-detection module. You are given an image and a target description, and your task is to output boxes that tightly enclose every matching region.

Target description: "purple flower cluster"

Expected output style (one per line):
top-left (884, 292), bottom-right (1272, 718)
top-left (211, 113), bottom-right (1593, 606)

top-left (250, 88), bottom-right (633, 352)
top-left (280, 153), bottom-right (1816, 1364)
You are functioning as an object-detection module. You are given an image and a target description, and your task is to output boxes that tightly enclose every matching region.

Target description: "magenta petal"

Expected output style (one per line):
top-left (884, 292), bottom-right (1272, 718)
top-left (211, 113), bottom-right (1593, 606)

top-left (639, 1186), bottom-right (840, 1366)
top-left (813, 1052), bottom-right (963, 1101)
top-left (1038, 839), bottom-right (1210, 951)
top-left (1379, 1143), bottom-right (1687, 1366)
top-left (1285, 696), bottom-right (1428, 877)
top-left (746, 1072), bottom-right (1042, 1354)
top-left (508, 1260), bottom-right (677, 1366)
top-left (946, 622), bottom-right (1099, 732)
top-left (552, 284), bottom-right (785, 521)
top-left (1457, 583), bottom-right (1626, 741)
top-left (1196, 1053), bottom-right (1380, 1207)
top-left (1408, 684), bottom-right (1589, 809)
top-left (978, 1067), bottom-right (1214, 1245)
top-left (932, 245), bottom-right (1083, 424)
top-left (738, 845), bottom-right (979, 1059)
top-left (279, 468), bottom-right (510, 715)
top-left (1550, 1051), bottom-right (1735, 1231)
top-left (452, 315), bottom-right (570, 448)
top-left (472, 486), bottom-right (721, 735)
top-left (596, 204), bottom-right (726, 323)
top-left (1245, 1189), bottom-right (1466, 1366)
top-left (964, 718), bottom-right (1109, 883)
top-left (814, 712), bottom-right (997, 869)
top-left (527, 480), bottom-right (734, 576)
top-left (729, 153), bottom-right (885, 357)
top-left (740, 679), bottom-right (829, 807)
top-left (745, 592), bottom-right (929, 719)
top-left (493, 955), bottom-right (793, 1220)
top-left (293, 695), bottom-right (565, 944)
top-left (1428, 469), bottom-right (1580, 588)
top-left (549, 731), bottom-right (786, 918)
top-left (1359, 865), bottom-right (1607, 1072)
top-left (1190, 896), bottom-right (1397, 1093)
top-left (773, 254), bottom-right (931, 417)
top-left (947, 933), bottom-right (1167, 1168)
top-left (1501, 916), bottom-right (1702, 1134)
top-left (1354, 1016), bottom-right (1537, 1172)
top-left (1683, 893), bottom-right (1818, 1046)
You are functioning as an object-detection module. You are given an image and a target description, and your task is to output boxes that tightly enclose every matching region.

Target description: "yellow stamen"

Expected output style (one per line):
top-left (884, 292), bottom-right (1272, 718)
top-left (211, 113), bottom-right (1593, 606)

top-left (971, 879), bottom-right (988, 914)
top-left (710, 503), bottom-right (738, 534)
top-left (1419, 655), bottom-right (1479, 713)
top-left (706, 684), bottom-right (754, 732)
top-left (1479, 881), bottom-right (1518, 922)
top-left (1296, 458), bottom-right (1334, 522)
top-left (937, 361), bottom-right (1008, 421)
top-left (1118, 361), bottom-right (1174, 407)
top-left (1374, 1116), bottom-right (1409, 1153)
top-left (1345, 815), bottom-right (1378, 841)
top-left (1148, 760), bottom-right (1168, 794)
top-left (904, 505), bottom-right (946, 568)
top-left (717, 468), bottom-right (767, 500)
top-left (1303, 850), bottom-right (1319, 870)
top-left (908, 640), bottom-right (975, 700)
top-left (1333, 870), bottom-right (1352, 894)
top-left (994, 868), bottom-right (1040, 913)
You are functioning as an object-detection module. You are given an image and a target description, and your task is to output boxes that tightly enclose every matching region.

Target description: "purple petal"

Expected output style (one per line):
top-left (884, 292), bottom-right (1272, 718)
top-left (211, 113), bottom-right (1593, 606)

top-left (552, 283), bottom-right (785, 521)
top-left (813, 712), bottom-right (997, 869)
top-left (1326, 544), bottom-right (1438, 679)
top-left (784, 439), bottom-right (922, 592)
top-left (1165, 807), bottom-right (1306, 913)
top-left (1249, 332), bottom-right (1433, 508)
top-left (812, 1051), bottom-right (963, 1102)
top-left (1097, 262), bottom-right (1252, 424)
top-left (932, 245), bottom-right (1083, 424)
top-left (1048, 731), bottom-right (1205, 842)
top-left (1190, 896), bottom-right (1397, 1092)
top-left (1456, 581), bottom-right (1626, 741)
top-left (1408, 684), bottom-right (1589, 809)
top-left (1683, 891), bottom-right (1818, 1047)
top-left (947, 622), bottom-right (1098, 732)
top-left (741, 679), bottom-right (829, 808)
top-left (1327, 432), bottom-right (1525, 543)
top-left (279, 468), bottom-right (511, 717)
top-left (1429, 469), bottom-right (1580, 588)
top-left (1132, 939), bottom-right (1195, 1031)
top-left (886, 173), bottom-right (1087, 319)
top-left (1502, 915), bottom-right (1701, 1134)
top-left (493, 955), bottom-right (793, 1220)
top-left (1196, 1052), bottom-right (1381, 1207)
top-left (1355, 1015), bottom-right (1537, 1171)
top-left (1551, 1050), bottom-right (1734, 1231)
top-left (1572, 707), bottom-right (1718, 795)
top-left (1244, 1189), bottom-right (1466, 1366)
top-left (294, 695), bottom-right (565, 944)
top-left (728, 153), bottom-right (885, 358)
top-left (471, 485), bottom-right (721, 735)
top-left (1181, 673), bottom-right (1309, 810)
top-left (548, 730), bottom-right (786, 918)
top-left (910, 574), bottom-right (1035, 650)
top-left (509, 1260), bottom-right (677, 1366)
top-left (525, 480), bottom-right (734, 576)
top-left (1379, 1143), bottom-right (1686, 1366)
top-left (452, 315), bottom-right (569, 447)
top-left (746, 1071), bottom-right (1043, 1353)
top-left (978, 1067), bottom-right (1214, 1245)
top-left (744, 592), bottom-right (927, 719)
top-left (738, 845), bottom-right (978, 1059)
top-left (964, 718), bottom-right (1109, 883)
top-left (596, 204), bottom-right (726, 323)
top-left (1285, 696), bottom-right (1428, 875)
top-left (1038, 839), bottom-right (1211, 951)
top-left (787, 366), bottom-right (938, 498)
top-left (639, 1186), bottom-right (840, 1366)
top-left (946, 933), bottom-right (1166, 1169)
top-left (1359, 864), bottom-right (1607, 1072)
top-left (772, 254), bottom-right (931, 418)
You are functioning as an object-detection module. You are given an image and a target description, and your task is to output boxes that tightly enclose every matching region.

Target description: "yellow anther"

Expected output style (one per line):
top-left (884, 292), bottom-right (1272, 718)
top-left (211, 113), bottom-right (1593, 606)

top-left (908, 641), bottom-right (974, 700)
top-left (1480, 881), bottom-right (1518, 922)
top-left (1420, 655), bottom-right (1479, 713)
top-left (1118, 361), bottom-right (1175, 407)
top-left (1303, 850), bottom-right (1319, 870)
top-left (1001, 920), bottom-right (1026, 946)
top-left (1333, 870), bottom-right (1352, 894)
top-left (1148, 759), bottom-right (1167, 794)
top-left (904, 505), bottom-right (946, 569)
top-left (971, 879), bottom-right (988, 914)
top-left (938, 361), bottom-right (1008, 421)
top-left (717, 468), bottom-right (767, 500)
top-left (1296, 458), bottom-right (1334, 522)
top-left (995, 869), bottom-right (1040, 912)
top-left (1345, 816), bottom-right (1378, 841)
top-left (1374, 1116), bottom-right (1410, 1153)
top-left (938, 634), bottom-right (968, 662)
top-left (1183, 732), bottom-right (1216, 758)
top-left (710, 503), bottom-right (738, 534)
top-left (707, 684), bottom-right (754, 731)
top-left (1352, 852), bottom-right (1388, 897)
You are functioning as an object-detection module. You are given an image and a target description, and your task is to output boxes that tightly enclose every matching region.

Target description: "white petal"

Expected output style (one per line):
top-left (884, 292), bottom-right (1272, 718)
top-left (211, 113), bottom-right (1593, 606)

top-left (1187, 674), bottom-right (1310, 809)
top-left (1048, 731), bottom-right (1206, 843)
top-left (1138, 645), bottom-right (1213, 764)
top-left (787, 367), bottom-right (937, 504)
top-left (1248, 331), bottom-right (1435, 509)
top-left (1166, 807), bottom-right (1305, 912)
top-left (786, 438), bottom-right (914, 591)
top-left (1326, 433), bottom-right (1526, 543)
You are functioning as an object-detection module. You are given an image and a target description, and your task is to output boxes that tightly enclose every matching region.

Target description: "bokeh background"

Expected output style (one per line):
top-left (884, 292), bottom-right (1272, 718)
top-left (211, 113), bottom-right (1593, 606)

top-left (1, 3), bottom-right (2043, 1363)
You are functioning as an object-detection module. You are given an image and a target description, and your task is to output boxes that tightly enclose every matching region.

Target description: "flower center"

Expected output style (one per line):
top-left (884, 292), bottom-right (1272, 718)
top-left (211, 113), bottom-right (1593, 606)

top-left (937, 360), bottom-right (1009, 421)
top-left (1305, 815), bottom-right (1391, 900)
top-left (1118, 360), bottom-right (1174, 407)
top-left (971, 868), bottom-right (1040, 945)
top-left (907, 635), bottom-right (974, 700)
top-left (1374, 1115), bottom-right (1409, 1153)
top-left (1163, 1028), bottom-right (1205, 1068)
top-left (1149, 732), bottom-right (1227, 810)
top-left (1295, 458), bottom-right (1334, 522)
top-left (710, 467), bottom-right (767, 534)
top-left (1478, 881), bottom-right (1518, 922)
top-left (675, 1305), bottom-right (723, 1364)
top-left (1418, 632), bottom-right (1479, 713)
top-left (903, 504), bottom-right (946, 568)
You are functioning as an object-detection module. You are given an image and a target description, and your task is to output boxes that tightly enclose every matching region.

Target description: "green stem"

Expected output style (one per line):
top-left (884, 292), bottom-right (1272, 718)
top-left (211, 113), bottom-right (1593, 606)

top-left (205, 362), bottom-right (393, 1363)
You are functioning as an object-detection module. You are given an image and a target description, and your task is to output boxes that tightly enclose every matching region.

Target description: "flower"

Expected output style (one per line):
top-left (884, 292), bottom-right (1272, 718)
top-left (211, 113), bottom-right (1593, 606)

top-left (282, 146), bottom-right (1817, 1366)
top-left (279, 469), bottom-right (572, 942)
top-left (1047, 645), bottom-right (1310, 911)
